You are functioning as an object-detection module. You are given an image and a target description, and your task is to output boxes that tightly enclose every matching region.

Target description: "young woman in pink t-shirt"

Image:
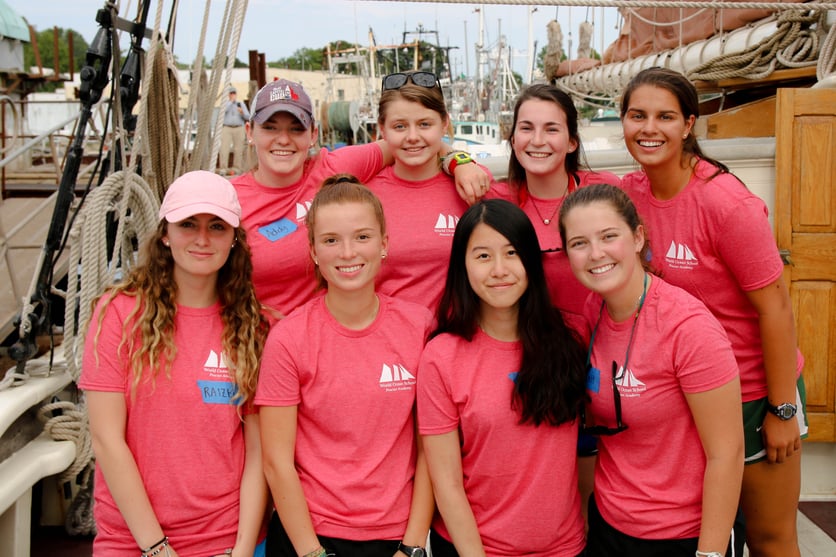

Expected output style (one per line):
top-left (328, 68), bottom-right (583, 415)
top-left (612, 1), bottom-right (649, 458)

top-left (619, 68), bottom-right (806, 557)
top-left (367, 71), bottom-right (479, 312)
top-left (418, 199), bottom-right (588, 556)
top-left (80, 171), bottom-right (269, 557)
top-left (493, 83), bottom-right (624, 516)
top-left (559, 183), bottom-right (743, 557)
top-left (236, 79), bottom-right (489, 321)
top-left (498, 84), bottom-right (621, 332)
top-left (257, 175), bottom-right (434, 557)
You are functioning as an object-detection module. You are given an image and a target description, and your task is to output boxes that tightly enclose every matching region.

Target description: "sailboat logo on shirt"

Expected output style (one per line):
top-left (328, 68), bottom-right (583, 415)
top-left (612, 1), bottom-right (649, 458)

top-left (434, 214), bottom-right (459, 237)
top-left (614, 364), bottom-right (646, 397)
top-left (198, 350), bottom-right (237, 404)
top-left (204, 350), bottom-right (229, 370)
top-left (379, 363), bottom-right (416, 392)
top-left (664, 240), bottom-right (699, 270)
top-left (296, 200), bottom-right (313, 221)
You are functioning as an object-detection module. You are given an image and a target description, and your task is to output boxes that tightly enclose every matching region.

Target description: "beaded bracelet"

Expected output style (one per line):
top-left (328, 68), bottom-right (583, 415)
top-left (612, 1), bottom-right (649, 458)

top-left (140, 536), bottom-right (168, 554)
top-left (140, 537), bottom-right (169, 557)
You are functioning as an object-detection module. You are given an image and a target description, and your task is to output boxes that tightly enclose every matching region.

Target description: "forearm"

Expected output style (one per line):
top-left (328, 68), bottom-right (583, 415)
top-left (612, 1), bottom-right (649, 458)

top-left (264, 461), bottom-right (319, 555)
top-left (234, 417), bottom-right (269, 555)
top-left (93, 440), bottom-right (165, 549)
top-left (402, 444), bottom-right (434, 546)
top-left (759, 296), bottom-right (798, 404)
top-left (434, 486), bottom-right (485, 557)
top-left (697, 455), bottom-right (744, 552)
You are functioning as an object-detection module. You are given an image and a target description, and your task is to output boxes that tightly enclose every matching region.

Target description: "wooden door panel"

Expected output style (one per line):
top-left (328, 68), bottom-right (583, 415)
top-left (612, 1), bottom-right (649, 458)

top-left (789, 234), bottom-right (836, 281)
top-left (776, 87), bottom-right (836, 442)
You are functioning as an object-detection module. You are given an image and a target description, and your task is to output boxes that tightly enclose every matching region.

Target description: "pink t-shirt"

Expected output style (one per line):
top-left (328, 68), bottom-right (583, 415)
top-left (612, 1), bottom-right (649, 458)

top-left (255, 294), bottom-right (432, 540)
top-left (489, 170), bottom-right (621, 334)
top-left (583, 277), bottom-right (738, 540)
top-left (367, 167), bottom-right (470, 312)
top-left (622, 160), bottom-right (803, 401)
top-left (232, 144), bottom-right (383, 319)
top-left (79, 294), bottom-right (245, 557)
top-left (417, 330), bottom-right (585, 557)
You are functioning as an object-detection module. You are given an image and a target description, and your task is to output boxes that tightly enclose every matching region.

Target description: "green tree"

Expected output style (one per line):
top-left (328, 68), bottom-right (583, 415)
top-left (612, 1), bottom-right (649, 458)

top-left (23, 27), bottom-right (87, 77)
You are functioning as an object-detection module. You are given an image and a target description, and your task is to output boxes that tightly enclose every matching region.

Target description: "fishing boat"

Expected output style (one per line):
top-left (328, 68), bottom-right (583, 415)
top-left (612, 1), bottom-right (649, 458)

top-left (1, 1), bottom-right (835, 556)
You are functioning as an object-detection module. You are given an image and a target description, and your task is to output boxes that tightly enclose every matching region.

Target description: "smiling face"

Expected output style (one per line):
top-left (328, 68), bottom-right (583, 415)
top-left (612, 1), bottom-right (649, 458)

top-left (562, 200), bottom-right (645, 301)
top-left (310, 201), bottom-right (388, 295)
top-left (465, 223), bottom-right (529, 318)
top-left (379, 98), bottom-right (448, 181)
top-left (511, 98), bottom-right (578, 185)
top-left (621, 84), bottom-right (695, 172)
top-left (247, 111), bottom-right (317, 187)
top-left (163, 213), bottom-right (236, 285)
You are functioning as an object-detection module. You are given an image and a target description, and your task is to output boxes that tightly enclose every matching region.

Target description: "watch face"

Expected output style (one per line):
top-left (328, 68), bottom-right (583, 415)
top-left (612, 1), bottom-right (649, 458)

top-left (773, 403), bottom-right (797, 420)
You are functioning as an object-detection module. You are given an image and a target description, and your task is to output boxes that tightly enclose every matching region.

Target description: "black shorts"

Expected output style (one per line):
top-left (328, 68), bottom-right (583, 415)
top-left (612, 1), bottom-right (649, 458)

top-left (265, 511), bottom-right (399, 557)
top-left (586, 495), bottom-right (743, 557)
top-left (430, 527), bottom-right (586, 557)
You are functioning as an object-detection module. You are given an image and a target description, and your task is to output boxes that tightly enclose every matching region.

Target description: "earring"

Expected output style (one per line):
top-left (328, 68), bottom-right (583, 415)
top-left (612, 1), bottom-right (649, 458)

top-left (683, 133), bottom-right (689, 139)
top-left (313, 257), bottom-right (319, 265)
top-left (381, 252), bottom-right (387, 260)
top-left (163, 240), bottom-right (170, 246)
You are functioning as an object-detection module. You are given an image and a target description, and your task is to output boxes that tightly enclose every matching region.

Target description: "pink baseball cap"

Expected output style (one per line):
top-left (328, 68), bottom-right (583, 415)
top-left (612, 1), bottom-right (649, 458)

top-left (159, 170), bottom-right (241, 227)
top-left (250, 79), bottom-right (313, 129)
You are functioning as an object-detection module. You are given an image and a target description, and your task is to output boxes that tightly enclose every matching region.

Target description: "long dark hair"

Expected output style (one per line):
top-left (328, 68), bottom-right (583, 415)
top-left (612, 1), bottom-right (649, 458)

top-left (620, 67), bottom-right (729, 178)
top-left (434, 199), bottom-right (587, 426)
top-left (507, 83), bottom-right (587, 188)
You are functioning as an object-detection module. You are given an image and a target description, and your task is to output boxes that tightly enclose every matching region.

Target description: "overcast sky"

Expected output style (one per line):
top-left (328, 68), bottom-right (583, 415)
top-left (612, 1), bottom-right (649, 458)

top-left (7, 0), bottom-right (622, 81)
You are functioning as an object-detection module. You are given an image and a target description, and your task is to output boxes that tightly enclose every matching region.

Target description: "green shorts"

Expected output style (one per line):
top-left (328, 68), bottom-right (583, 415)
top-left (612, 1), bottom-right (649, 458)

top-left (742, 374), bottom-right (809, 464)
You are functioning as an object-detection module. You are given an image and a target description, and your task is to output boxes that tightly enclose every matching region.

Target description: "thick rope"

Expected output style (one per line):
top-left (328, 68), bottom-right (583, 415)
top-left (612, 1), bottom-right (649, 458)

top-left (365, 1), bottom-right (836, 11)
top-left (63, 171), bottom-right (159, 380)
top-left (185, 1), bottom-right (217, 172)
top-left (817, 11), bottom-right (836, 79)
top-left (688, 10), bottom-right (820, 81)
top-left (209, 0), bottom-right (249, 174)
top-left (38, 399), bottom-right (97, 536)
top-left (145, 40), bottom-right (184, 199)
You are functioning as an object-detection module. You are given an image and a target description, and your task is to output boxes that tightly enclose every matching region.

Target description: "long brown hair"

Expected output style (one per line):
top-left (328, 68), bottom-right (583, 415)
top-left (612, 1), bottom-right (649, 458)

top-left (90, 221), bottom-right (267, 408)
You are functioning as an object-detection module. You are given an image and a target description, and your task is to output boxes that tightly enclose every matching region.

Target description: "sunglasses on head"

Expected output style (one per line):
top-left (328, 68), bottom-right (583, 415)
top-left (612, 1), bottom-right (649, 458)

top-left (382, 71), bottom-right (439, 91)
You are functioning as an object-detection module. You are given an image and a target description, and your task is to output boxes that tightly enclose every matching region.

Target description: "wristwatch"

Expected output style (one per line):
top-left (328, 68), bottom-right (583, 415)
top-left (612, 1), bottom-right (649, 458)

top-left (444, 151), bottom-right (474, 174)
top-left (397, 542), bottom-right (427, 557)
top-left (767, 402), bottom-right (797, 420)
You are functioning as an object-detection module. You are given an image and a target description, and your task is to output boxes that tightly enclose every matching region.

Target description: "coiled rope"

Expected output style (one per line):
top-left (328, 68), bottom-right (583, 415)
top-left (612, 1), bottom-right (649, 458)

top-left (689, 10), bottom-right (822, 81)
top-left (366, 0), bottom-right (836, 10)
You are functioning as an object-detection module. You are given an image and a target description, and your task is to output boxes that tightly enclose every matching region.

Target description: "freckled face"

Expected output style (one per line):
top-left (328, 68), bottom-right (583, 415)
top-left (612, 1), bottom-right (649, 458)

top-left (380, 99), bottom-right (448, 181)
top-left (310, 201), bottom-right (387, 294)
